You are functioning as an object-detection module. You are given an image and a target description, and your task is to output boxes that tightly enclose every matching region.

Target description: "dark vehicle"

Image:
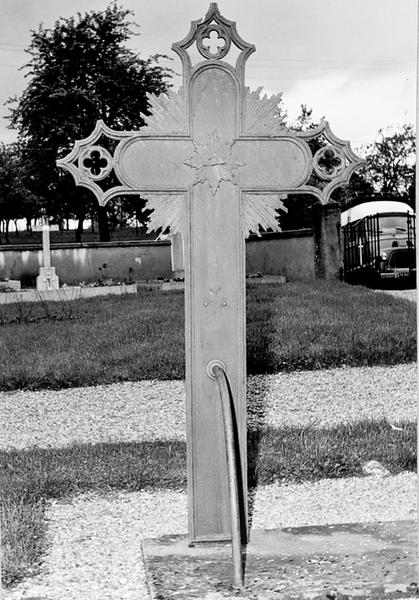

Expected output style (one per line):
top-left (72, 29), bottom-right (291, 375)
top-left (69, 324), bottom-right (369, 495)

top-left (342, 201), bottom-right (416, 286)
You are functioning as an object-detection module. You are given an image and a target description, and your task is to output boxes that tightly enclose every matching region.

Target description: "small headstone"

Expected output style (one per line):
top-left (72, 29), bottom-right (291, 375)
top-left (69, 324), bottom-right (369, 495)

top-left (170, 231), bottom-right (184, 279)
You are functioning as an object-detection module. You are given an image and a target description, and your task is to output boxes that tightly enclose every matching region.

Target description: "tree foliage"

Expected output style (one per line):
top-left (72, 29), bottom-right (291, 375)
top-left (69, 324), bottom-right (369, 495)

top-left (7, 2), bottom-right (172, 240)
top-left (289, 104), bottom-right (320, 133)
top-left (364, 123), bottom-right (415, 199)
top-left (281, 105), bottom-right (326, 230)
top-left (0, 144), bottom-right (37, 243)
top-left (283, 108), bottom-right (415, 229)
top-left (335, 124), bottom-right (416, 212)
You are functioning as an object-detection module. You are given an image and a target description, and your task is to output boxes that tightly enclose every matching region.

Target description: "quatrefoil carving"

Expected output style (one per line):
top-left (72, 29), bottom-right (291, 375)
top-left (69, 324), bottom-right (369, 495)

top-left (313, 145), bottom-right (344, 180)
top-left (79, 146), bottom-right (113, 180)
top-left (197, 24), bottom-right (231, 59)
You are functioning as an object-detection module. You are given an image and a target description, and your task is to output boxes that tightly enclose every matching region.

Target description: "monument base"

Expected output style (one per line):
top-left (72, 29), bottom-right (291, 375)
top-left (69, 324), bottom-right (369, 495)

top-left (142, 521), bottom-right (416, 599)
top-left (36, 267), bottom-right (60, 291)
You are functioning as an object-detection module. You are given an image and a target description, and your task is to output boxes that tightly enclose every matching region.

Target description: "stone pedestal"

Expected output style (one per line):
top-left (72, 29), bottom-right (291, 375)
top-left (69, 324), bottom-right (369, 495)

top-left (36, 267), bottom-right (60, 291)
top-left (312, 202), bottom-right (343, 280)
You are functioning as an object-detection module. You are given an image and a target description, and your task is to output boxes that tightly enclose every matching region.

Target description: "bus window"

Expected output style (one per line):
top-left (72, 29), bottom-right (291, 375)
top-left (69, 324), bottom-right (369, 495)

top-left (378, 216), bottom-right (408, 232)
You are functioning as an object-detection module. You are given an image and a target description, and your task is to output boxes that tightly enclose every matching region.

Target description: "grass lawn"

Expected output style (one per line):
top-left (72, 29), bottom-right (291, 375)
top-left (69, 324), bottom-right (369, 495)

top-left (0, 280), bottom-right (416, 587)
top-left (0, 280), bottom-right (416, 390)
top-left (1, 420), bottom-right (416, 587)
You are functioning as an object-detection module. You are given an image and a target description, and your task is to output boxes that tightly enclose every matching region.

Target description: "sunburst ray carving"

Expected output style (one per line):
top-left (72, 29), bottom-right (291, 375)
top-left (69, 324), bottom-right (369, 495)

top-left (243, 87), bottom-right (287, 135)
top-left (145, 194), bottom-right (186, 236)
top-left (143, 90), bottom-right (187, 134)
top-left (244, 194), bottom-right (287, 238)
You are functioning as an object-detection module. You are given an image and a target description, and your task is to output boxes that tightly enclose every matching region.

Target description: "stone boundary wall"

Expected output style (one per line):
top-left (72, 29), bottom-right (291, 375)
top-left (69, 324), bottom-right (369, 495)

top-left (0, 218), bottom-right (341, 286)
top-left (246, 229), bottom-right (315, 281)
top-left (0, 240), bottom-right (173, 286)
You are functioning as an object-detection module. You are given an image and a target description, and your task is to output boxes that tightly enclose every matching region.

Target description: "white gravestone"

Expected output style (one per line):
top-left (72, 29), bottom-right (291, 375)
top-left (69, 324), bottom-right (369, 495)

top-left (34, 218), bottom-right (60, 291)
top-left (57, 4), bottom-right (364, 543)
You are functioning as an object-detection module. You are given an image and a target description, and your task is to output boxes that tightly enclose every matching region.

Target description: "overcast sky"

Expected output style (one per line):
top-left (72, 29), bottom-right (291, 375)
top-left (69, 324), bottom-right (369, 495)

top-left (0, 0), bottom-right (416, 151)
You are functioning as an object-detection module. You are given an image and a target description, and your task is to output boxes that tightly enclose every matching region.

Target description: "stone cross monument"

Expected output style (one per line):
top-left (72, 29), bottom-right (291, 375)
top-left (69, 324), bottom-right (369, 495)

top-left (35, 217), bottom-right (60, 291)
top-left (57, 4), bottom-right (363, 544)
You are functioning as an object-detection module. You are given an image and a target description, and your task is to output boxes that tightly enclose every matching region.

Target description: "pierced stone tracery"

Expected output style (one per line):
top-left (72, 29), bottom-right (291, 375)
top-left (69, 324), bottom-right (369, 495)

top-left (58, 5), bottom-right (364, 219)
top-left (80, 147), bottom-right (112, 180)
top-left (199, 25), bottom-right (230, 58)
top-left (313, 145), bottom-right (344, 180)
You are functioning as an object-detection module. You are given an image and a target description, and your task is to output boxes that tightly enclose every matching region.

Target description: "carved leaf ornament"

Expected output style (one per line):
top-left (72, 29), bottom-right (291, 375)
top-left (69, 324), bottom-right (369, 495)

top-left (183, 131), bottom-right (245, 195)
top-left (57, 3), bottom-right (364, 238)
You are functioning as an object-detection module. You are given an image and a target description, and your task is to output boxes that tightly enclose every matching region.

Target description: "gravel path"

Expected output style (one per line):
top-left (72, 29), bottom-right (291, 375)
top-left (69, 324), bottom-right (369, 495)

top-left (0, 363), bottom-right (416, 450)
top-left (2, 362), bottom-right (417, 600)
top-left (375, 288), bottom-right (417, 303)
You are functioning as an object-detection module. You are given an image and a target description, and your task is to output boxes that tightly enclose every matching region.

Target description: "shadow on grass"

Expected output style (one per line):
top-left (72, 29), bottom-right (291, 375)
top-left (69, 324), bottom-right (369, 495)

top-left (246, 282), bottom-right (280, 530)
top-left (1, 419), bottom-right (416, 588)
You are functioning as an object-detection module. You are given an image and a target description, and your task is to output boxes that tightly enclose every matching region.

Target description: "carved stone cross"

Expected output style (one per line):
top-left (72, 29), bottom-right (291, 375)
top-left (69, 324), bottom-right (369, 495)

top-left (57, 3), bottom-right (363, 544)
top-left (42, 219), bottom-right (51, 269)
top-left (34, 217), bottom-right (60, 291)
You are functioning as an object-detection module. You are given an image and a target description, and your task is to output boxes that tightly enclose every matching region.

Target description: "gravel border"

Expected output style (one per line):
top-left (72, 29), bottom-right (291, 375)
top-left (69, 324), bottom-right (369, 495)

top-left (374, 288), bottom-right (417, 303)
top-left (0, 363), bottom-right (416, 450)
top-left (3, 473), bottom-right (417, 600)
top-left (2, 361), bottom-right (417, 599)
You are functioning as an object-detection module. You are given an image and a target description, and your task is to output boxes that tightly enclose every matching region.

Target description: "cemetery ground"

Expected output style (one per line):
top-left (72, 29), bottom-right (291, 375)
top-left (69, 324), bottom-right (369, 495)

top-left (0, 281), bottom-right (416, 390)
top-left (0, 281), bottom-right (416, 597)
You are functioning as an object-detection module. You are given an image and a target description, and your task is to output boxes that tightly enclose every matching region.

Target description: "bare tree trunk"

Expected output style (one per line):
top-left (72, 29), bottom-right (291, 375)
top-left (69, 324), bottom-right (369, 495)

top-left (5, 219), bottom-right (10, 244)
top-left (75, 216), bottom-right (84, 243)
top-left (97, 206), bottom-right (110, 242)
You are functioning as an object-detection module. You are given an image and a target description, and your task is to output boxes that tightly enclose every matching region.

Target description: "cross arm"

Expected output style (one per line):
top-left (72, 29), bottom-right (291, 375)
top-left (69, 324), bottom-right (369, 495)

top-left (56, 119), bottom-right (194, 206)
top-left (292, 120), bottom-right (365, 203)
top-left (234, 121), bottom-right (365, 205)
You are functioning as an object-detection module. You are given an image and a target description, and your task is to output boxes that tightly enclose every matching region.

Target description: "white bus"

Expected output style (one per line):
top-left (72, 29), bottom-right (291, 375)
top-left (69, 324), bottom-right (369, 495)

top-left (341, 200), bottom-right (416, 284)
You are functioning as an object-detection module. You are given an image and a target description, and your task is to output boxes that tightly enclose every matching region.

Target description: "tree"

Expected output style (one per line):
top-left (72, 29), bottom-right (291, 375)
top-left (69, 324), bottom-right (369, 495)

top-left (364, 124), bottom-right (415, 199)
top-left (289, 104), bottom-right (320, 133)
top-left (331, 170), bottom-right (376, 211)
top-left (281, 105), bottom-right (325, 230)
top-left (0, 144), bottom-right (38, 244)
top-left (7, 3), bottom-right (172, 241)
